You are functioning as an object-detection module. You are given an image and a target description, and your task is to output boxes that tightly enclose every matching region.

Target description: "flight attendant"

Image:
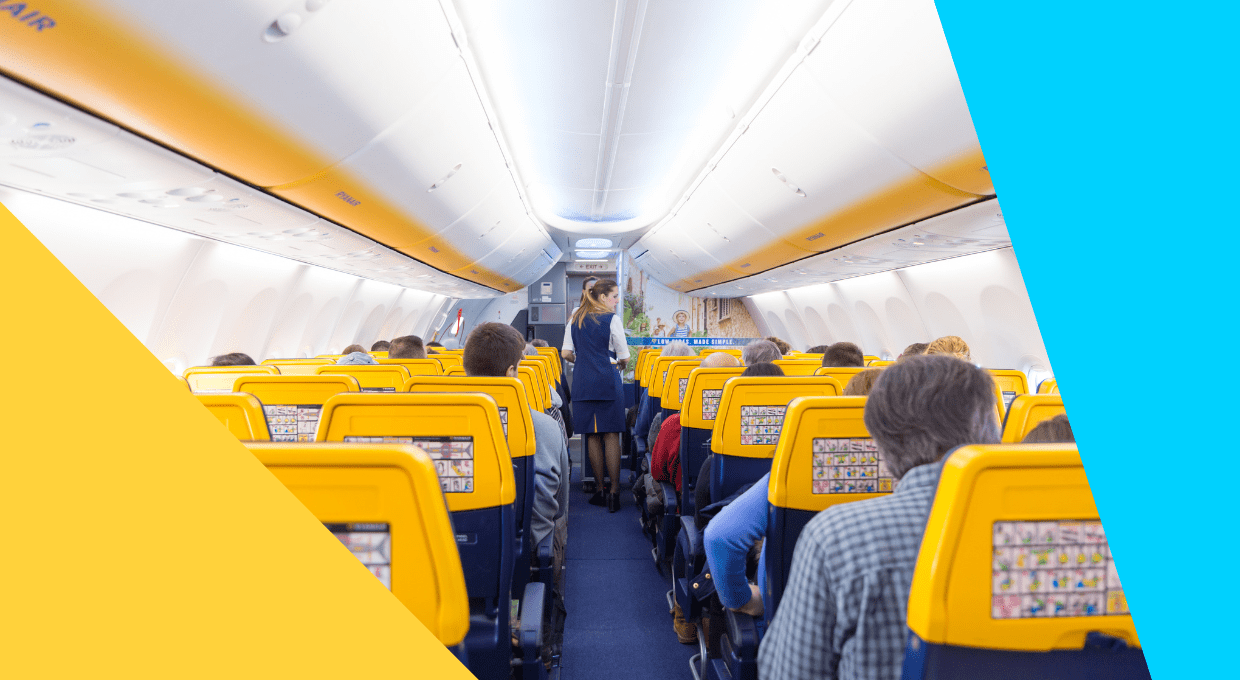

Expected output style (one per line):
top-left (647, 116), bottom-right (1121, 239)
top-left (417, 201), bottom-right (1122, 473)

top-left (561, 279), bottom-right (630, 512)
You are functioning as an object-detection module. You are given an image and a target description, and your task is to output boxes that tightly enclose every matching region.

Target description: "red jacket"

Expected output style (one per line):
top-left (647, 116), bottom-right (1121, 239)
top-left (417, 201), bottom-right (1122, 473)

top-left (651, 413), bottom-right (682, 492)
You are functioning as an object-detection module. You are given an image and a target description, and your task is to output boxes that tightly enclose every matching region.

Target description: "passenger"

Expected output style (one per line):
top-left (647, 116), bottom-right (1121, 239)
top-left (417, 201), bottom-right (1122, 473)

top-left (370, 340), bottom-right (390, 352)
top-left (925, 335), bottom-right (971, 362)
top-left (758, 355), bottom-right (1000, 680)
top-left (1021, 414), bottom-right (1074, 443)
top-left (632, 340), bottom-right (695, 482)
top-left (562, 279), bottom-right (630, 513)
top-left (740, 362), bottom-right (785, 378)
top-left (741, 339), bottom-right (781, 366)
top-left (897, 342), bottom-right (929, 361)
top-left (341, 344), bottom-right (366, 355)
top-left (426, 341), bottom-right (444, 353)
top-left (842, 368), bottom-right (883, 396)
top-left (336, 351), bottom-right (378, 365)
top-left (389, 335), bottom-right (427, 360)
top-left (531, 339), bottom-right (550, 348)
top-left (820, 341), bottom-right (865, 368)
top-left (463, 322), bottom-right (569, 585)
top-left (211, 352), bottom-right (256, 366)
top-left (701, 351), bottom-right (741, 369)
top-left (766, 336), bottom-right (792, 355)
top-left (806, 344), bottom-right (831, 354)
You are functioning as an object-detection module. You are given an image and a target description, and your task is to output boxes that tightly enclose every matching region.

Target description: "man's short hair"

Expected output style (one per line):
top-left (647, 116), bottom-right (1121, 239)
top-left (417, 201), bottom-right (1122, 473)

top-left (842, 368), bottom-right (884, 396)
top-left (389, 335), bottom-right (426, 360)
top-left (821, 342), bottom-right (865, 368)
top-left (742, 362), bottom-right (785, 377)
top-left (211, 352), bottom-right (255, 366)
top-left (1021, 414), bottom-right (1074, 444)
top-left (806, 344), bottom-right (831, 354)
top-left (765, 336), bottom-right (791, 355)
top-left (342, 344), bottom-right (366, 355)
top-left (925, 335), bottom-right (971, 362)
top-left (464, 323), bottom-right (525, 377)
top-left (370, 340), bottom-right (390, 351)
top-left (702, 352), bottom-right (740, 368)
top-left (426, 341), bottom-right (443, 354)
top-left (742, 340), bottom-right (780, 366)
top-left (863, 355), bottom-right (999, 479)
top-left (662, 340), bottom-right (694, 357)
top-left (531, 339), bottom-right (549, 348)
top-left (898, 342), bottom-right (929, 361)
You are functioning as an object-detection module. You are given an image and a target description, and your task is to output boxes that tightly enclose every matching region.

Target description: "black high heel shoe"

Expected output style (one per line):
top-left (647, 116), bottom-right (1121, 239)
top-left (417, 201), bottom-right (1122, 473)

top-left (607, 492), bottom-right (620, 513)
top-left (588, 490), bottom-right (607, 506)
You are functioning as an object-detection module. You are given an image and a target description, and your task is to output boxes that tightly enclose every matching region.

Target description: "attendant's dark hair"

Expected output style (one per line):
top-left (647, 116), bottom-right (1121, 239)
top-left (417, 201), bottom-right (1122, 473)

top-left (863, 355), bottom-right (999, 479)
top-left (1021, 414), bottom-right (1075, 444)
top-left (741, 362), bottom-right (785, 377)
top-left (822, 342), bottom-right (865, 368)
top-left (211, 352), bottom-right (256, 366)
top-left (464, 323), bottom-right (526, 377)
top-left (572, 279), bottom-right (618, 327)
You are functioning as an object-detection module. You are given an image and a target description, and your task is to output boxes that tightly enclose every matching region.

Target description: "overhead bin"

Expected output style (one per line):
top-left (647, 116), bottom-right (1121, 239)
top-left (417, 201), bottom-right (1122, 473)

top-left (631, 0), bottom-right (993, 293)
top-left (0, 0), bottom-right (551, 294)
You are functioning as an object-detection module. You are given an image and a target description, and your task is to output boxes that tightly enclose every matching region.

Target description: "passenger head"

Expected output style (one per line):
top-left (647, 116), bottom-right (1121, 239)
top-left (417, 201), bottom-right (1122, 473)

top-left (342, 344), bottom-right (366, 355)
top-left (925, 335), bottom-right (972, 362)
top-left (531, 339), bottom-right (549, 348)
top-left (524, 344), bottom-right (539, 356)
top-left (426, 341), bottom-right (443, 353)
top-left (1021, 414), bottom-right (1075, 444)
top-left (211, 352), bottom-right (255, 366)
top-left (842, 368), bottom-right (884, 396)
top-left (463, 322), bottom-right (526, 378)
top-left (662, 340), bottom-right (694, 357)
top-left (702, 352), bottom-right (740, 368)
top-left (741, 339), bottom-right (781, 366)
top-left (336, 351), bottom-right (378, 365)
top-left (370, 340), bottom-right (390, 352)
top-left (389, 335), bottom-right (427, 360)
top-left (765, 336), bottom-right (791, 355)
top-left (741, 362), bottom-right (785, 378)
top-left (806, 344), bottom-right (831, 354)
top-left (863, 355), bottom-right (1000, 479)
top-left (898, 342), bottom-right (929, 362)
top-left (821, 342), bottom-right (865, 368)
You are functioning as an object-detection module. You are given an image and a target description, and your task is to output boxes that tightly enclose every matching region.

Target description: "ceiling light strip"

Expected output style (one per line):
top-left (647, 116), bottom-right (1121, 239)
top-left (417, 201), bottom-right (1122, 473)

top-left (591, 0), bottom-right (651, 220)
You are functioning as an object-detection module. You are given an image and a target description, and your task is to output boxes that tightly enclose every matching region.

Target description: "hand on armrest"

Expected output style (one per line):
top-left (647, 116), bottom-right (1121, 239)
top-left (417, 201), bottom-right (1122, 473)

top-left (734, 583), bottom-right (764, 618)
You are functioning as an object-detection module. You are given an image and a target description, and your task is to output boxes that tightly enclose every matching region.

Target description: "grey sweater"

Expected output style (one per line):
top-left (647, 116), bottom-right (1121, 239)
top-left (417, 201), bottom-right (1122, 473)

top-left (529, 408), bottom-right (570, 545)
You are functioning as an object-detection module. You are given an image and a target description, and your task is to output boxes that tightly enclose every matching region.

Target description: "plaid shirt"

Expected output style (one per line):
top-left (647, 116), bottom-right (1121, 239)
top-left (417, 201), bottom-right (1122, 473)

top-left (757, 459), bottom-right (945, 680)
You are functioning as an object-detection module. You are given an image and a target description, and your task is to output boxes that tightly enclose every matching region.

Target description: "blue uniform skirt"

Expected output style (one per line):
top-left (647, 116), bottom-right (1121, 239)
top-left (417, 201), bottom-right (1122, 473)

top-left (573, 398), bottom-right (626, 434)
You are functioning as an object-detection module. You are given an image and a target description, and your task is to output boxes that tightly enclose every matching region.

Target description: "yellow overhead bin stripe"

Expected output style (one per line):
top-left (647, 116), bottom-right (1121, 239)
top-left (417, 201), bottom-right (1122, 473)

top-left (0, 1), bottom-right (514, 293)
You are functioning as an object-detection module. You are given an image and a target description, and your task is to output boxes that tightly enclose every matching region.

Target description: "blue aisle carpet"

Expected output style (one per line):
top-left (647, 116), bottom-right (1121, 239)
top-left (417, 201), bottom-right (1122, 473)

top-left (559, 440), bottom-right (698, 680)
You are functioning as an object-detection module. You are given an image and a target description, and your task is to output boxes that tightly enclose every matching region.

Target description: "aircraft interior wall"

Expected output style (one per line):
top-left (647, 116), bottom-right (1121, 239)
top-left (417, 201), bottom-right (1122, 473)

top-left (745, 247), bottom-right (1051, 376)
top-left (2, 187), bottom-right (455, 374)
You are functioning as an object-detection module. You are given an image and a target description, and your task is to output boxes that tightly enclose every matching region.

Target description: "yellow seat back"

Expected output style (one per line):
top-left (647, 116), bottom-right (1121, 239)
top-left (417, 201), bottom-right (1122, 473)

top-left (701, 348), bottom-right (742, 359)
top-left (771, 359), bottom-right (821, 376)
top-left (369, 351), bottom-right (389, 359)
top-left (534, 347), bottom-right (563, 383)
top-left (195, 392), bottom-right (271, 441)
top-left (231, 375), bottom-right (360, 442)
top-left (316, 354), bottom-right (345, 360)
top-left (863, 355), bottom-right (880, 364)
top-left (403, 377), bottom-right (535, 461)
top-left (315, 393), bottom-right (515, 514)
top-left (662, 360), bottom-right (706, 412)
top-left (516, 366), bottom-right (546, 411)
top-left (184, 365), bottom-right (279, 391)
top-left (908, 444), bottom-right (1137, 650)
top-left (813, 366), bottom-right (868, 384)
top-left (768, 396), bottom-right (885, 507)
top-left (429, 353), bottom-right (463, 372)
top-left (786, 352), bottom-right (822, 360)
top-left (868, 359), bottom-right (894, 367)
top-left (524, 354), bottom-right (556, 386)
top-left (988, 369), bottom-right (1031, 411)
top-left (710, 376), bottom-right (845, 458)
top-left (378, 358), bottom-right (444, 376)
top-left (520, 359), bottom-right (553, 404)
top-left (1037, 379), bottom-right (1059, 394)
top-left (634, 348), bottom-right (660, 383)
top-left (1001, 395), bottom-right (1067, 443)
top-left (650, 355), bottom-right (703, 404)
top-left (262, 358), bottom-right (335, 376)
top-left (316, 364), bottom-right (412, 392)
top-left (680, 367), bottom-right (746, 429)
top-left (248, 442), bottom-right (470, 646)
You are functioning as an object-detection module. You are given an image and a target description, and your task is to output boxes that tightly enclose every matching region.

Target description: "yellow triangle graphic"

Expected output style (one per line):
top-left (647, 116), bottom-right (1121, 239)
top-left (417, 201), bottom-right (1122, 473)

top-left (0, 201), bottom-right (476, 678)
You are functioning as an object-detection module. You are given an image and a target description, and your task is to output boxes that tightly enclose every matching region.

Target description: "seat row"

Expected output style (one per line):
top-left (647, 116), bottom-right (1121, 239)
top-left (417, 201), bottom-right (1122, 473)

top-left (199, 373), bottom-right (563, 680)
top-left (626, 349), bottom-right (1142, 680)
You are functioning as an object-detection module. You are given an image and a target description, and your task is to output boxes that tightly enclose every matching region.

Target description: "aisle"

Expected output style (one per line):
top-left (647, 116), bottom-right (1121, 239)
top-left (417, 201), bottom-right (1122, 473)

top-left (558, 438), bottom-right (698, 680)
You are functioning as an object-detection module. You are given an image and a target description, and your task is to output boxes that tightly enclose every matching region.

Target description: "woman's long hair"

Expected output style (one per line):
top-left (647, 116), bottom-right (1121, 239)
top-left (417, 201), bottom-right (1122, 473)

top-left (572, 279), bottom-right (618, 328)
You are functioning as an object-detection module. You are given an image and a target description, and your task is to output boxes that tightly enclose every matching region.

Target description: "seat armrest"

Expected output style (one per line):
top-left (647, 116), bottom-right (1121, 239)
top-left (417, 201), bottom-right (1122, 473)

top-left (724, 608), bottom-right (760, 660)
top-left (519, 582), bottom-right (548, 672)
top-left (658, 480), bottom-right (679, 517)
